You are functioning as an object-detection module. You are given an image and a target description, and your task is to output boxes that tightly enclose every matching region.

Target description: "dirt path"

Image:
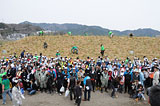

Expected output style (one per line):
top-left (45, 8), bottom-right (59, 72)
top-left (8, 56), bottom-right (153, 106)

top-left (0, 90), bottom-right (149, 106)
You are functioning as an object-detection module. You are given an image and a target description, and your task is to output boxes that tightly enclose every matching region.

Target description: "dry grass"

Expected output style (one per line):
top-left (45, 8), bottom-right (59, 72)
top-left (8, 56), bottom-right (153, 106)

top-left (0, 35), bottom-right (160, 60)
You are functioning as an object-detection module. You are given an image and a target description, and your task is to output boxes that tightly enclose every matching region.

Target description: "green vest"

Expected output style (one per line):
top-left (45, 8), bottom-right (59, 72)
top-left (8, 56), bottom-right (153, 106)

top-left (0, 72), bottom-right (7, 84)
top-left (2, 78), bottom-right (10, 90)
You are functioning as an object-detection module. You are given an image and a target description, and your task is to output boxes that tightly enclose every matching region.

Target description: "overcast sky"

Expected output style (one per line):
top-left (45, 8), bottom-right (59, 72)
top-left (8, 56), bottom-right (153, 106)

top-left (0, 0), bottom-right (160, 31)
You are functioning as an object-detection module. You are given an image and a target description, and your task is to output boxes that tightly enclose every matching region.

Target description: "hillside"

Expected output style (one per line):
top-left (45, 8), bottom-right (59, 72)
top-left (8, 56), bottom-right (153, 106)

top-left (20, 21), bottom-right (160, 36)
top-left (0, 36), bottom-right (160, 60)
top-left (0, 23), bottom-right (42, 39)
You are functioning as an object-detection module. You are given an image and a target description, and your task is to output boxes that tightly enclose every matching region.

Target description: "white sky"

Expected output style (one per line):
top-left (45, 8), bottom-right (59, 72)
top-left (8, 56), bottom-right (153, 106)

top-left (0, 0), bottom-right (160, 31)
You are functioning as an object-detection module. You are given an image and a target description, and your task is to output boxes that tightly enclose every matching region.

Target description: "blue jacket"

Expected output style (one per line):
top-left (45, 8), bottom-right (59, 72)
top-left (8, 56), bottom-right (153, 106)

top-left (83, 76), bottom-right (91, 86)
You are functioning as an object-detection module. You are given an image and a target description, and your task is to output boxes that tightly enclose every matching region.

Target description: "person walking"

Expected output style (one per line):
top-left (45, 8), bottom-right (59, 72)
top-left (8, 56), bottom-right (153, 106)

top-left (2, 75), bottom-right (12, 105)
top-left (12, 79), bottom-right (25, 106)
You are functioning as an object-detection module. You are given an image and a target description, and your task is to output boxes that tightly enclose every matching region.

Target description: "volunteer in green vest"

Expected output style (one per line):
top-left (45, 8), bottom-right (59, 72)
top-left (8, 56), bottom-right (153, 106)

top-left (56, 51), bottom-right (60, 57)
top-left (100, 44), bottom-right (105, 57)
top-left (2, 75), bottom-right (12, 105)
top-left (34, 54), bottom-right (39, 61)
top-left (0, 71), bottom-right (7, 99)
top-left (39, 30), bottom-right (44, 36)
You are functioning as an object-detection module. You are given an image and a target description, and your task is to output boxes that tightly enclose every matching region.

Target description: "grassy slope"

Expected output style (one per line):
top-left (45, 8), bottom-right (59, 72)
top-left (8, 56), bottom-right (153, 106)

top-left (0, 35), bottom-right (160, 60)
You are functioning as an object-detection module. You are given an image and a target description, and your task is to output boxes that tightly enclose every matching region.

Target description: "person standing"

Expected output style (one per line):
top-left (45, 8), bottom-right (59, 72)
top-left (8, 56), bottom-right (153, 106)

top-left (90, 66), bottom-right (96, 92)
top-left (34, 67), bottom-right (41, 90)
top-left (100, 68), bottom-right (109, 93)
top-left (2, 75), bottom-right (12, 105)
top-left (75, 81), bottom-right (82, 106)
top-left (56, 51), bottom-right (60, 58)
top-left (139, 69), bottom-right (145, 86)
top-left (57, 68), bottom-right (64, 95)
top-left (40, 68), bottom-right (48, 93)
top-left (20, 50), bottom-right (25, 58)
top-left (111, 77), bottom-right (119, 98)
top-left (124, 68), bottom-right (132, 94)
top-left (96, 65), bottom-right (102, 91)
top-left (83, 73), bottom-right (92, 101)
top-left (100, 44), bottom-right (105, 57)
top-left (67, 72), bottom-right (76, 100)
top-left (153, 67), bottom-right (159, 86)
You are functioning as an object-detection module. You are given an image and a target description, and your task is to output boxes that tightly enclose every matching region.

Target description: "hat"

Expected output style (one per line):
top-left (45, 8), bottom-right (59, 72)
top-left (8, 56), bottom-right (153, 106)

top-left (109, 68), bottom-right (112, 71)
top-left (120, 73), bottom-right (124, 76)
top-left (121, 68), bottom-right (125, 72)
top-left (138, 82), bottom-right (141, 85)
top-left (126, 68), bottom-right (129, 71)
top-left (134, 69), bottom-right (139, 73)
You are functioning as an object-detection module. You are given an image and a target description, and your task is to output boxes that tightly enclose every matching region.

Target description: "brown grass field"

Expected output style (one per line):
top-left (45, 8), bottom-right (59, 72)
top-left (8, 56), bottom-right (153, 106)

top-left (0, 35), bottom-right (160, 60)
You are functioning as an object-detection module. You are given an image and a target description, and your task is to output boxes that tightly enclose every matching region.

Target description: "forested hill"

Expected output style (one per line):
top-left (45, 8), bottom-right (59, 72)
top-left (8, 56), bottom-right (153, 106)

top-left (20, 21), bottom-right (160, 37)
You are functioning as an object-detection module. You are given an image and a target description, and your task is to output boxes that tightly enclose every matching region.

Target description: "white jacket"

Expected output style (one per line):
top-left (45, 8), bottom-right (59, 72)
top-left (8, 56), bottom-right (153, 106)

top-left (12, 86), bottom-right (25, 106)
top-left (153, 71), bottom-right (159, 86)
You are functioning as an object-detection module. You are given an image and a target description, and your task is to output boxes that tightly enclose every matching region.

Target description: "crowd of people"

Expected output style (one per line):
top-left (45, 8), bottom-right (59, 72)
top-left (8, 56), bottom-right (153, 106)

top-left (0, 50), bottom-right (160, 106)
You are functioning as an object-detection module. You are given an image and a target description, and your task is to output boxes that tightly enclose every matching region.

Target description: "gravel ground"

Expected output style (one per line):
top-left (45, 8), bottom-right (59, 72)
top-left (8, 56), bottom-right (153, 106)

top-left (0, 90), bottom-right (149, 106)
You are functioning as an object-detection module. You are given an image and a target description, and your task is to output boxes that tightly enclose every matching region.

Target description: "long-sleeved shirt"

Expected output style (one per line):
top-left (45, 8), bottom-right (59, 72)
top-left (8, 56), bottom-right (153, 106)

top-left (0, 72), bottom-right (7, 84)
top-left (83, 76), bottom-right (90, 86)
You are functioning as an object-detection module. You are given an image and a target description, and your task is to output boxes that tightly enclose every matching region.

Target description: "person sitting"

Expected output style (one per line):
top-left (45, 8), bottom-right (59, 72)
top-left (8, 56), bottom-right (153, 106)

top-left (135, 82), bottom-right (146, 101)
top-left (27, 80), bottom-right (37, 95)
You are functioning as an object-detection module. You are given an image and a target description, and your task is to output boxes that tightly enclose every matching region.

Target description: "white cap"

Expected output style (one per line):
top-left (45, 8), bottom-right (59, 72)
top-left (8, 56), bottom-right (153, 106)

top-left (109, 68), bottom-right (112, 71)
top-left (11, 64), bottom-right (14, 68)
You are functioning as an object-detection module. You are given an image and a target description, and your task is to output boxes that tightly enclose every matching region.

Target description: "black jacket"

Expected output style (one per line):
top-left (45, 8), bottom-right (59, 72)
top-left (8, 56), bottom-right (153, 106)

top-left (75, 85), bottom-right (82, 97)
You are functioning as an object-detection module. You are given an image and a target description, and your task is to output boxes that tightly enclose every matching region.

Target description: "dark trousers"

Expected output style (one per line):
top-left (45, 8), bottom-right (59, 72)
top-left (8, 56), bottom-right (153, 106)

top-left (108, 80), bottom-right (111, 89)
top-left (91, 80), bottom-right (95, 91)
top-left (70, 88), bottom-right (76, 100)
top-left (57, 81), bottom-right (62, 93)
top-left (101, 50), bottom-right (104, 57)
top-left (22, 81), bottom-right (27, 90)
top-left (76, 97), bottom-right (81, 106)
top-left (0, 84), bottom-right (2, 99)
top-left (148, 78), bottom-right (153, 87)
top-left (144, 78), bottom-right (149, 88)
top-left (47, 83), bottom-right (53, 94)
top-left (119, 84), bottom-right (123, 93)
top-left (96, 79), bottom-right (101, 88)
top-left (125, 82), bottom-right (131, 94)
top-left (84, 89), bottom-right (91, 101)
top-left (111, 84), bottom-right (115, 97)
top-left (40, 88), bottom-right (47, 93)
